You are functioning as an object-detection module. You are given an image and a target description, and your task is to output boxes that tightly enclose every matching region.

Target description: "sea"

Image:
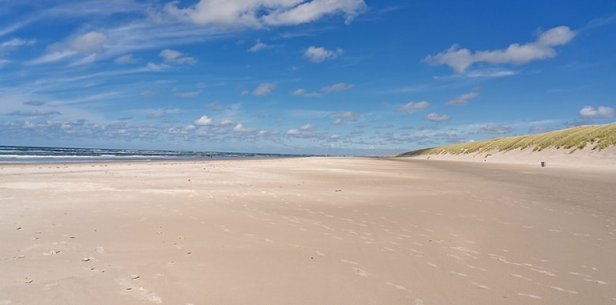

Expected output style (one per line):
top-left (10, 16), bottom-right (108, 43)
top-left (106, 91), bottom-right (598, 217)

top-left (0, 146), bottom-right (304, 163)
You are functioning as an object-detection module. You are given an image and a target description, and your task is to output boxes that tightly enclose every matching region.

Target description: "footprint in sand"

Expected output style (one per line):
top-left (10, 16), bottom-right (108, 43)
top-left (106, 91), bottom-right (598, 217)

top-left (118, 278), bottom-right (163, 304)
top-left (385, 282), bottom-right (408, 291)
top-left (471, 281), bottom-right (489, 289)
top-left (550, 286), bottom-right (578, 294)
top-left (426, 262), bottom-right (438, 268)
top-left (353, 267), bottom-right (369, 277)
top-left (340, 259), bottom-right (359, 265)
top-left (517, 293), bottom-right (542, 300)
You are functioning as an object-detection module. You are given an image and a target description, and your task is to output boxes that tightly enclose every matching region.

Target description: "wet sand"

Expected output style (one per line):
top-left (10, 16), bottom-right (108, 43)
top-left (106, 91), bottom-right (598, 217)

top-left (1, 157), bottom-right (615, 305)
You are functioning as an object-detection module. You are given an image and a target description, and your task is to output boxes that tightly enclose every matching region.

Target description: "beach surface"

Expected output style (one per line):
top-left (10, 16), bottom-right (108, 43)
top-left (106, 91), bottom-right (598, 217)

top-left (1, 157), bottom-right (615, 305)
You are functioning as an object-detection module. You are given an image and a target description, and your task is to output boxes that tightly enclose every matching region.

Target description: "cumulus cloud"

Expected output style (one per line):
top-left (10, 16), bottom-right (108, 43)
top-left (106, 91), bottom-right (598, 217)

top-left (287, 123), bottom-right (315, 137)
top-left (248, 40), bottom-right (268, 52)
top-left (333, 111), bottom-right (358, 125)
top-left (300, 123), bottom-right (313, 130)
top-left (398, 101), bottom-right (430, 113)
top-left (579, 105), bottom-right (615, 119)
top-left (287, 128), bottom-right (302, 136)
top-left (233, 123), bottom-right (254, 133)
top-left (252, 82), bottom-right (277, 96)
top-left (303, 46), bottom-right (343, 63)
top-left (195, 115), bottom-right (213, 125)
top-left (425, 26), bottom-right (576, 73)
top-left (165, 0), bottom-right (366, 28)
top-left (159, 49), bottom-right (198, 65)
top-left (425, 112), bottom-right (450, 122)
top-left (448, 92), bottom-right (479, 105)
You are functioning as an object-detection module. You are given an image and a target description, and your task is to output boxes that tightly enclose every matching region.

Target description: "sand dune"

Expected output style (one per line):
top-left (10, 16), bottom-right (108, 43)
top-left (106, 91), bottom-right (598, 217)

top-left (1, 158), bottom-right (615, 304)
top-left (401, 146), bottom-right (616, 170)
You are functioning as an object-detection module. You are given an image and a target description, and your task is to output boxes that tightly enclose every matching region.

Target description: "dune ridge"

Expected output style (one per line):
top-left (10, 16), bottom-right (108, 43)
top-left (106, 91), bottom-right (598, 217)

top-left (398, 123), bottom-right (616, 169)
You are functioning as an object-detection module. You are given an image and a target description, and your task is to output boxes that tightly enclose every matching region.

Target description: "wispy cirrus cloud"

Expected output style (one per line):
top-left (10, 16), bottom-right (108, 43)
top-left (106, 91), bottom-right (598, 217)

top-left (293, 82), bottom-right (353, 97)
top-left (165, 0), bottom-right (366, 28)
top-left (252, 82), bottom-right (277, 96)
top-left (447, 92), bottom-right (479, 105)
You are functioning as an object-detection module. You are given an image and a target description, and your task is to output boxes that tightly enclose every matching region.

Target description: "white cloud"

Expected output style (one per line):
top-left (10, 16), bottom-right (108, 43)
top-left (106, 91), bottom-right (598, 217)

top-left (233, 123), bottom-right (254, 133)
top-left (220, 118), bottom-right (234, 125)
top-left (579, 106), bottom-right (615, 119)
top-left (425, 26), bottom-right (576, 73)
top-left (28, 50), bottom-right (77, 65)
top-left (148, 108), bottom-right (178, 119)
top-left (448, 92), bottom-right (479, 105)
top-left (321, 82), bottom-right (353, 93)
top-left (160, 49), bottom-right (198, 65)
top-left (477, 123), bottom-right (512, 134)
top-left (463, 69), bottom-right (518, 78)
top-left (303, 46), bottom-right (343, 63)
top-left (292, 88), bottom-right (321, 97)
top-left (287, 128), bottom-right (302, 136)
top-left (248, 40), bottom-right (268, 52)
top-left (165, 0), bottom-right (366, 28)
top-left (333, 111), bottom-right (358, 125)
top-left (292, 88), bottom-right (306, 96)
top-left (425, 112), bottom-right (450, 122)
top-left (399, 101), bottom-right (430, 113)
top-left (1, 38), bottom-right (36, 50)
top-left (145, 62), bottom-right (168, 72)
top-left (27, 31), bottom-right (110, 65)
top-left (293, 82), bottom-right (353, 97)
top-left (114, 54), bottom-right (137, 64)
top-left (195, 115), bottom-right (213, 125)
top-left (175, 90), bottom-right (202, 98)
top-left (252, 82), bottom-right (277, 96)
top-left (70, 31), bottom-right (108, 53)
top-left (287, 123), bottom-right (314, 137)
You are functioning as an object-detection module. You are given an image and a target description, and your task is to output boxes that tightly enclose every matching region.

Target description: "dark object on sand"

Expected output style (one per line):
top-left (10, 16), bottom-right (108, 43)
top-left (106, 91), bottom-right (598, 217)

top-left (540, 161), bottom-right (546, 167)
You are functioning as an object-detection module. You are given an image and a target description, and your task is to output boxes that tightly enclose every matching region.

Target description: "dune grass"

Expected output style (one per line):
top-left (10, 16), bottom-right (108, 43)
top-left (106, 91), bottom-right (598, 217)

top-left (398, 122), bottom-right (616, 157)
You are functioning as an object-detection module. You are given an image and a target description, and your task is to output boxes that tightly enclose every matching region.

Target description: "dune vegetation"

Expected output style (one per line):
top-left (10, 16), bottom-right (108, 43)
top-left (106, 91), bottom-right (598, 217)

top-left (398, 122), bottom-right (616, 157)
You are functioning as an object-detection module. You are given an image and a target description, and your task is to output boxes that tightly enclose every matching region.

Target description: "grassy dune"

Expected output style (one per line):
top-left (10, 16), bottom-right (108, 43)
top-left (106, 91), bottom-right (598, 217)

top-left (398, 122), bottom-right (616, 157)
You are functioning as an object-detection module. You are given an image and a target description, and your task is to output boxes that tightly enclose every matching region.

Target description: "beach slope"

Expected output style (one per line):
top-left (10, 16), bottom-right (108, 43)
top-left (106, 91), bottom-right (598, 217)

top-left (1, 158), bottom-right (615, 305)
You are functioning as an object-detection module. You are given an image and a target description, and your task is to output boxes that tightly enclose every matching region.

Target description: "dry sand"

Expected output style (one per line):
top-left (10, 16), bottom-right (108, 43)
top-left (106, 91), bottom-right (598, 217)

top-left (404, 146), bottom-right (616, 170)
top-left (1, 157), bottom-right (615, 305)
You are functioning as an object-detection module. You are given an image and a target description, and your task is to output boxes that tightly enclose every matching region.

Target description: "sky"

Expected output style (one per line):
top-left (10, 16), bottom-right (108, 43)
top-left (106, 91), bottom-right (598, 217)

top-left (0, 0), bottom-right (615, 155)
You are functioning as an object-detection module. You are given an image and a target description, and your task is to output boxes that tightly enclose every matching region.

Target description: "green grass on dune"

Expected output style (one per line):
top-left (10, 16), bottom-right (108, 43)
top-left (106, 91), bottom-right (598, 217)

top-left (398, 122), bottom-right (616, 157)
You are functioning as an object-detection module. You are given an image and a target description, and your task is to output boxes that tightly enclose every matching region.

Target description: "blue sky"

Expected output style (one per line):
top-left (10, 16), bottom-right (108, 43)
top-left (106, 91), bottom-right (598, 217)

top-left (0, 0), bottom-right (615, 155)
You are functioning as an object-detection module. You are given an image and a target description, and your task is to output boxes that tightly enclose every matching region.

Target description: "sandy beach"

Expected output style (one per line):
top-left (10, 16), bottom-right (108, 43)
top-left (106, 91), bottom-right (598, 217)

top-left (1, 157), bottom-right (615, 305)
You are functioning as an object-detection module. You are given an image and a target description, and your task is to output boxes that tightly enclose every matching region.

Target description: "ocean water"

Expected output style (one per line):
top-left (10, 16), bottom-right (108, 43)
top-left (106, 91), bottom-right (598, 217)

top-left (0, 146), bottom-right (302, 163)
